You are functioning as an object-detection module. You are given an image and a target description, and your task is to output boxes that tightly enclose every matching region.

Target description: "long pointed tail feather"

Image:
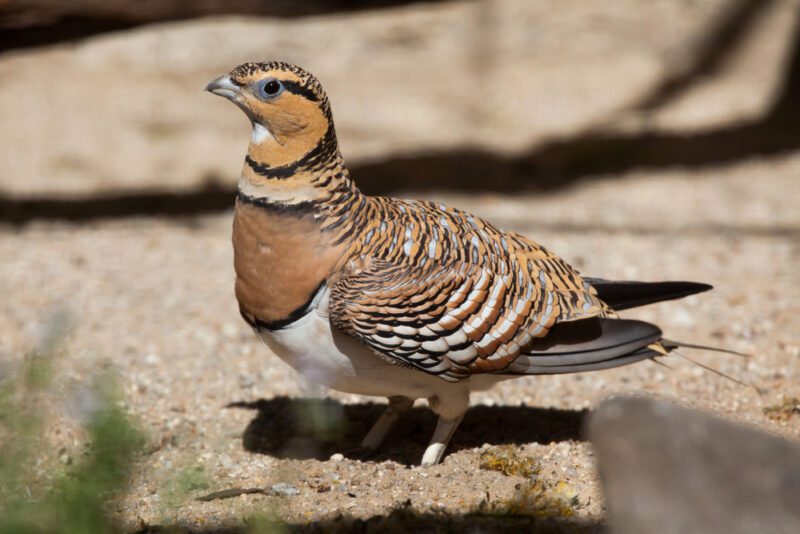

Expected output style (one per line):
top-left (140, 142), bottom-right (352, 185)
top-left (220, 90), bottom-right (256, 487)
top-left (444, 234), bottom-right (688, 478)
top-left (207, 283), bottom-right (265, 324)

top-left (673, 351), bottom-right (760, 392)
top-left (656, 339), bottom-right (756, 391)
top-left (586, 278), bottom-right (713, 311)
top-left (661, 338), bottom-right (749, 357)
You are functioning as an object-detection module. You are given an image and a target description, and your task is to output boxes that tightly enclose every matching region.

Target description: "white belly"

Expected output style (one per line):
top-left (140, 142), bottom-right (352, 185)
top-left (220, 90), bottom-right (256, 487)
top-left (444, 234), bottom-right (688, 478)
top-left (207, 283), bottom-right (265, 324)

top-left (255, 292), bottom-right (505, 400)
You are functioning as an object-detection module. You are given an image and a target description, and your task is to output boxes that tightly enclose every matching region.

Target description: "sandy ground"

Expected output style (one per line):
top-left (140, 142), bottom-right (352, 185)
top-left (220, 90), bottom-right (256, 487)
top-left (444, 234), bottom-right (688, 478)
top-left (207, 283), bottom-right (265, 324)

top-left (1, 152), bottom-right (798, 530)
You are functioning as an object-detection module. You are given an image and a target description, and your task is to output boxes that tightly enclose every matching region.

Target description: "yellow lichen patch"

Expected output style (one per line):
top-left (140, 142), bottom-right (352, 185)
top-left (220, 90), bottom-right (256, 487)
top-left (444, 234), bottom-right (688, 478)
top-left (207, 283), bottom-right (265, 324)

top-left (763, 397), bottom-right (800, 422)
top-left (478, 445), bottom-right (541, 478)
top-left (476, 446), bottom-right (580, 519)
top-left (473, 477), bottom-right (581, 519)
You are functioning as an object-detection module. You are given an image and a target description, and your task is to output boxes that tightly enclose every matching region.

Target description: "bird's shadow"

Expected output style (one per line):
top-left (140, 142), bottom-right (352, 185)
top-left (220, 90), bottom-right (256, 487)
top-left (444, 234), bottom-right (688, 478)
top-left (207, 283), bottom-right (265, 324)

top-left (227, 396), bottom-right (587, 465)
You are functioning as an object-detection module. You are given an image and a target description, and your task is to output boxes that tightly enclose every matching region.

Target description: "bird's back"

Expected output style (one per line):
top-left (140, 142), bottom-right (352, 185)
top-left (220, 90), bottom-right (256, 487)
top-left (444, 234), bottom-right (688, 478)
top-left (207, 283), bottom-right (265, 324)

top-left (329, 195), bottom-right (618, 381)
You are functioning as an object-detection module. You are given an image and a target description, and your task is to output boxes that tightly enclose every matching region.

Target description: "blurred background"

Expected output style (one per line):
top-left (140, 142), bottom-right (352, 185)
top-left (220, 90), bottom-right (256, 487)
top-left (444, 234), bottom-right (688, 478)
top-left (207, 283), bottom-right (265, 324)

top-left (1, 0), bottom-right (799, 532)
top-left (2, 0), bottom-right (799, 201)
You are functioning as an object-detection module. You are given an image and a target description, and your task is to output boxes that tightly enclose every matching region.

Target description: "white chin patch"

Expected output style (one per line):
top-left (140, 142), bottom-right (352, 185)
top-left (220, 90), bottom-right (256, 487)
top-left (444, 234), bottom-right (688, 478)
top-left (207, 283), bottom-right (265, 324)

top-left (251, 123), bottom-right (273, 144)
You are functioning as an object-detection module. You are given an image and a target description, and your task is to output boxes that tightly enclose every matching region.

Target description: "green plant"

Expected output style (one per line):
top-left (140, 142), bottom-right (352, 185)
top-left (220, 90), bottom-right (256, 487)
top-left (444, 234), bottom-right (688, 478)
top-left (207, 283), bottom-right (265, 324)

top-left (0, 314), bottom-right (145, 534)
top-left (162, 463), bottom-right (211, 511)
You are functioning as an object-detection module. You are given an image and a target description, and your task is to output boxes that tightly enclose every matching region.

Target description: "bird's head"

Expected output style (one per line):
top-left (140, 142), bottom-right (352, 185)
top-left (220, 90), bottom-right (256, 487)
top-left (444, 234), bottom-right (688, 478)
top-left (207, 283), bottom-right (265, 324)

top-left (206, 61), bottom-right (334, 167)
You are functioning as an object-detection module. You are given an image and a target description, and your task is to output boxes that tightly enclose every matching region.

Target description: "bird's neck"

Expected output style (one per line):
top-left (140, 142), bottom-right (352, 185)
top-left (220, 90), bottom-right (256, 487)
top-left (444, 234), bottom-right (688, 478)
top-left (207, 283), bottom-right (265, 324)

top-left (236, 122), bottom-right (369, 258)
top-left (232, 124), bottom-right (368, 323)
top-left (238, 122), bottom-right (362, 212)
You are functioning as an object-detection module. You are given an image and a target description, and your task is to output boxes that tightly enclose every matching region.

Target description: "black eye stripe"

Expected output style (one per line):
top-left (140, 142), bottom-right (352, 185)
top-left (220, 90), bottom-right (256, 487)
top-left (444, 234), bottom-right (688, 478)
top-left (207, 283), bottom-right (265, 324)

top-left (279, 80), bottom-right (320, 102)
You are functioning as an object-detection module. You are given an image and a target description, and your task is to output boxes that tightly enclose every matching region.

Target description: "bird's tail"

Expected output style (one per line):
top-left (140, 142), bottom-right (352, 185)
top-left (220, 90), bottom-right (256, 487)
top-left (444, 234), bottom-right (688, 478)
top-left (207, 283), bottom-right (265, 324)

top-left (661, 338), bottom-right (747, 357)
top-left (650, 339), bottom-right (755, 390)
top-left (586, 278), bottom-right (713, 311)
top-left (584, 278), bottom-right (753, 389)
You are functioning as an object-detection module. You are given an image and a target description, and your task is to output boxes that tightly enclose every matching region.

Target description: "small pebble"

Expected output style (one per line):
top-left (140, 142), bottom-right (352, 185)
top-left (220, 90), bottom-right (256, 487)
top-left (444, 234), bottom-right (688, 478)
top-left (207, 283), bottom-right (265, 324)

top-left (329, 453), bottom-right (344, 461)
top-left (271, 483), bottom-right (300, 497)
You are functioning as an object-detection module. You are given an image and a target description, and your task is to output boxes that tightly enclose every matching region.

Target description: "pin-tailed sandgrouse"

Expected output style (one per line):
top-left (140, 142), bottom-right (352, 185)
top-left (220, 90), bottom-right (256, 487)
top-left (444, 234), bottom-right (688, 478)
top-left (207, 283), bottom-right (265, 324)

top-left (206, 61), bottom-right (712, 465)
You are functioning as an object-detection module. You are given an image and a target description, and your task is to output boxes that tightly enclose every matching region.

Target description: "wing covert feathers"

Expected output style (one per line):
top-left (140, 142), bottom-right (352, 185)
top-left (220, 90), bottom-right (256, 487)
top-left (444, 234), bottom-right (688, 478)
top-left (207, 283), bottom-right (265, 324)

top-left (330, 198), bottom-right (665, 381)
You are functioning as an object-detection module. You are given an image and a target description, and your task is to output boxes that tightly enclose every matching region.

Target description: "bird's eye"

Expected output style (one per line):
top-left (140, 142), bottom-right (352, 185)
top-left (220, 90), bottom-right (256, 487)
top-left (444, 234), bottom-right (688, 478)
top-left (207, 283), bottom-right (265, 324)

top-left (259, 79), bottom-right (284, 99)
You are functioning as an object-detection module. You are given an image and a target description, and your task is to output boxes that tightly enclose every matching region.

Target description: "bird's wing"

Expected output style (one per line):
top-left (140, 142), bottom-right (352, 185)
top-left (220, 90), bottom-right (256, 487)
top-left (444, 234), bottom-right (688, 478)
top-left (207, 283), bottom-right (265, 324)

top-left (329, 256), bottom-right (658, 382)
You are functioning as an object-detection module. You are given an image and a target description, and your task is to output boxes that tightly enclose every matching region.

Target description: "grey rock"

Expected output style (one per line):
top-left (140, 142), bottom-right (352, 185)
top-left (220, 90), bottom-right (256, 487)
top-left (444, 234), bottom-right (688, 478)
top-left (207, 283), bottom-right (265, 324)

top-left (589, 396), bottom-right (800, 534)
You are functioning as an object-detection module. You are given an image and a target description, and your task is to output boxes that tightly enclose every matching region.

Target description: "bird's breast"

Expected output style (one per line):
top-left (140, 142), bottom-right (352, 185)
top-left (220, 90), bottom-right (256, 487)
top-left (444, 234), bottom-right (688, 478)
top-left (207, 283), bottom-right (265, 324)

top-left (232, 197), bottom-right (347, 325)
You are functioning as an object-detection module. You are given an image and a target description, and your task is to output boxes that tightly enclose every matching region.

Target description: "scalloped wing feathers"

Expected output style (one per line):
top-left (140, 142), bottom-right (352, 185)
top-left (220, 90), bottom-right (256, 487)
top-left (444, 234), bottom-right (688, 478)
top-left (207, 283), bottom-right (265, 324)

top-left (329, 199), bottom-right (625, 381)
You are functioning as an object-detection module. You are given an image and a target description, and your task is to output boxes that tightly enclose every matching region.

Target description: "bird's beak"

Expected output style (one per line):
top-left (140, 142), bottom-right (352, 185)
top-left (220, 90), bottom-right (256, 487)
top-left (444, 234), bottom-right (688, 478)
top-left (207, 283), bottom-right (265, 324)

top-left (205, 75), bottom-right (240, 100)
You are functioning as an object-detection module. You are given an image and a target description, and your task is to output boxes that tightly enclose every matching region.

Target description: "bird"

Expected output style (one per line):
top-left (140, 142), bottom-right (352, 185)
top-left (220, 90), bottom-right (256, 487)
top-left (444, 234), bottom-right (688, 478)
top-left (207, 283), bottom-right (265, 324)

top-left (206, 61), bottom-right (714, 465)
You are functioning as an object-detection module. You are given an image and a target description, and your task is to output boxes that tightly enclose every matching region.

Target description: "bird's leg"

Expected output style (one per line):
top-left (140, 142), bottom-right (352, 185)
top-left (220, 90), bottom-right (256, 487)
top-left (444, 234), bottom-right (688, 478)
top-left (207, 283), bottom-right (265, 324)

top-left (360, 395), bottom-right (414, 450)
top-left (421, 390), bottom-right (470, 466)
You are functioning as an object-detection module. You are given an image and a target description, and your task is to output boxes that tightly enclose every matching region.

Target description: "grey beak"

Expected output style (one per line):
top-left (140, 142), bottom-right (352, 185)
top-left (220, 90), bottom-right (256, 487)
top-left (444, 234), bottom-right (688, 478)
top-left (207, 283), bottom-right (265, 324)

top-left (205, 75), bottom-right (240, 99)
